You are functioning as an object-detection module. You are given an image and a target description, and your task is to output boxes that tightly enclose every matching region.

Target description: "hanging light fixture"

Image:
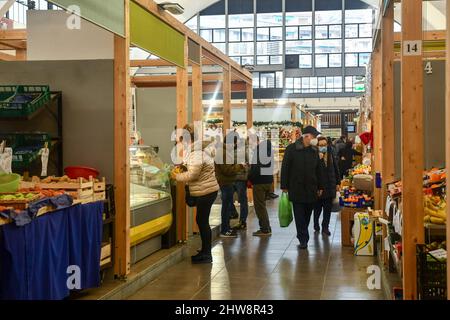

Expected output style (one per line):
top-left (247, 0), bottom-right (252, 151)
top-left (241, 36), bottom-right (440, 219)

top-left (158, 2), bottom-right (185, 15)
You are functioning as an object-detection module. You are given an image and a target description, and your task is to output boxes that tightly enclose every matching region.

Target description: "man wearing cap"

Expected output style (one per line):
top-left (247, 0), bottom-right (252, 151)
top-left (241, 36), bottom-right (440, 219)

top-left (280, 126), bottom-right (325, 249)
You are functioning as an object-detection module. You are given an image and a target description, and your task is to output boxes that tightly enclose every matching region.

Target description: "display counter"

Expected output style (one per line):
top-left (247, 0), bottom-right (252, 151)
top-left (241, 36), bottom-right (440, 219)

top-left (129, 145), bottom-right (173, 264)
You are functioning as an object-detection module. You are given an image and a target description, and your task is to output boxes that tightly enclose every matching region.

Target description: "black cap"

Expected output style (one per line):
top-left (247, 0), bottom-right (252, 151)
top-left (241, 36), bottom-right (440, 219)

top-left (302, 126), bottom-right (321, 137)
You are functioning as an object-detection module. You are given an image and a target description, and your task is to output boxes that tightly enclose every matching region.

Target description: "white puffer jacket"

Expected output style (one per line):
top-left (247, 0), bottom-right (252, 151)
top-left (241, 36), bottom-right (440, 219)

top-left (176, 142), bottom-right (219, 197)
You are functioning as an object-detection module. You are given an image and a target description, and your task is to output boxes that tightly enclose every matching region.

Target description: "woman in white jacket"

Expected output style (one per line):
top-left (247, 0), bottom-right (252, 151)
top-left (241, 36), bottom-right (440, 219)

top-left (174, 125), bottom-right (219, 264)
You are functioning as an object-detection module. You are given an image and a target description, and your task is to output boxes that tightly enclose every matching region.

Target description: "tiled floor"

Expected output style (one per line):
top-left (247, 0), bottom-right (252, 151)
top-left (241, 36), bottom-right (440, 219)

top-left (128, 198), bottom-right (386, 300)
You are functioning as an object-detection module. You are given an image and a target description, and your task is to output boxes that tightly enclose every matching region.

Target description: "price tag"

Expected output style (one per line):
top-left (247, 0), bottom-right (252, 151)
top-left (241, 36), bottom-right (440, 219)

top-left (429, 249), bottom-right (447, 261)
top-left (403, 40), bottom-right (422, 56)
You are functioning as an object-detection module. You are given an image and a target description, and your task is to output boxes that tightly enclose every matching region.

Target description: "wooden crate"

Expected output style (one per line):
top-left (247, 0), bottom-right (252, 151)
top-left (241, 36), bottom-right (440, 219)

top-left (0, 193), bottom-right (40, 210)
top-left (37, 177), bottom-right (94, 190)
top-left (94, 191), bottom-right (106, 202)
top-left (101, 242), bottom-right (111, 261)
top-left (94, 178), bottom-right (106, 192)
top-left (341, 207), bottom-right (361, 247)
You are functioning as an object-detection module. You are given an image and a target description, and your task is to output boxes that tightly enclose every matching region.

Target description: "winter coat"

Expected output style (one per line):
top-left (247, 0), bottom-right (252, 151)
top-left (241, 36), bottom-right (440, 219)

top-left (338, 145), bottom-right (363, 177)
top-left (319, 146), bottom-right (341, 199)
top-left (248, 140), bottom-right (274, 185)
top-left (215, 143), bottom-right (243, 187)
top-left (280, 138), bottom-right (325, 204)
top-left (176, 141), bottom-right (219, 197)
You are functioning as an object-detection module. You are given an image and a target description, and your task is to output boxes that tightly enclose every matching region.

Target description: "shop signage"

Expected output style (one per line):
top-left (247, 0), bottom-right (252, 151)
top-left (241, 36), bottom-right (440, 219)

top-left (403, 40), bottom-right (422, 56)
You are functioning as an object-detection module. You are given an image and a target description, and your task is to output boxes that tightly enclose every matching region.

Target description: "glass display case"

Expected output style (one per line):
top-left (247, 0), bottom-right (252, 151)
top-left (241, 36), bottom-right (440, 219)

top-left (129, 145), bottom-right (173, 264)
top-left (130, 145), bottom-right (171, 209)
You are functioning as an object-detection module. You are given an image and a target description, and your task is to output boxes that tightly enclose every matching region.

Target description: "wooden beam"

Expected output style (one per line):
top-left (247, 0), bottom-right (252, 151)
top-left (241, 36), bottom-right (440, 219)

top-left (176, 36), bottom-right (189, 242)
top-left (401, 0), bottom-right (424, 300)
top-left (0, 40), bottom-right (27, 50)
top-left (394, 51), bottom-right (446, 61)
top-left (222, 66), bottom-right (231, 133)
top-left (0, 29), bottom-right (27, 41)
top-left (394, 30), bottom-right (446, 42)
top-left (381, 2), bottom-right (395, 267)
top-left (192, 52), bottom-right (203, 123)
top-left (15, 49), bottom-right (26, 61)
top-left (131, 58), bottom-right (215, 67)
top-left (372, 46), bottom-right (382, 211)
top-left (113, 0), bottom-right (131, 278)
top-left (0, 51), bottom-right (16, 61)
top-left (446, 0), bottom-right (450, 301)
top-left (131, 74), bottom-right (226, 84)
top-left (246, 83), bottom-right (253, 129)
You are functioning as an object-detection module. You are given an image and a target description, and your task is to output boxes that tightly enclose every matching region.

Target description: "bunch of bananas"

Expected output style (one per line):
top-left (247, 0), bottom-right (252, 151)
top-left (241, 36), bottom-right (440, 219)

top-left (424, 195), bottom-right (447, 225)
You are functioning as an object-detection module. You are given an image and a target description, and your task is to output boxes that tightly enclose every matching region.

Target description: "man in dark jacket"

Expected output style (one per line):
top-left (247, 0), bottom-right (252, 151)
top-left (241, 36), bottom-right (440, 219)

top-left (248, 138), bottom-right (274, 236)
top-left (280, 126), bottom-right (325, 249)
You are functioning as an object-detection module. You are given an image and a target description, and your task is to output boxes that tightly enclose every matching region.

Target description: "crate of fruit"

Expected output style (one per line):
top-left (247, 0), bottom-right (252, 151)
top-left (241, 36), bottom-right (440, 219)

top-left (416, 244), bottom-right (447, 300)
top-left (0, 192), bottom-right (41, 210)
top-left (0, 85), bottom-right (51, 118)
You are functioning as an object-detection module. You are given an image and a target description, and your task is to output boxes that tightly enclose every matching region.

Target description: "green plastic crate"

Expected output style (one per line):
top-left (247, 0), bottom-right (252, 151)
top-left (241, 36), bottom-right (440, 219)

top-left (0, 85), bottom-right (51, 118)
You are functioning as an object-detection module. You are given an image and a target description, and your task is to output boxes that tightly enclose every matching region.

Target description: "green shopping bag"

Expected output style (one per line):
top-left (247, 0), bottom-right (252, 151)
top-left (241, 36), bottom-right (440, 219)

top-left (278, 192), bottom-right (293, 227)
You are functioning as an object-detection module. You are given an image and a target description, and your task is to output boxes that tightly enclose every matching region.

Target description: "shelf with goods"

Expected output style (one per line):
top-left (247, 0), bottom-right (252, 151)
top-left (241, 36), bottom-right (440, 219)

top-left (384, 167), bottom-right (448, 299)
top-left (0, 88), bottom-right (63, 177)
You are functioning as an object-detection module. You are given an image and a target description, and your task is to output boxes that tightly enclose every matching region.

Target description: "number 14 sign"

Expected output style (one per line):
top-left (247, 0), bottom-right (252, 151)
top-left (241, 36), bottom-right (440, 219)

top-left (403, 40), bottom-right (422, 56)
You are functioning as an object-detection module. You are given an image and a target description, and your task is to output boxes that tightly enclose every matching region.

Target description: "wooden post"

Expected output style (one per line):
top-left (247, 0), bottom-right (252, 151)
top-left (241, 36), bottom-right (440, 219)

top-left (15, 49), bottom-right (26, 61)
top-left (246, 82), bottom-right (253, 130)
top-left (223, 65), bottom-right (231, 133)
top-left (401, 0), bottom-right (424, 300)
top-left (381, 2), bottom-right (395, 265)
top-left (176, 36), bottom-right (189, 242)
top-left (191, 49), bottom-right (203, 235)
top-left (446, 0), bottom-right (450, 300)
top-left (113, 0), bottom-right (131, 278)
top-left (372, 45), bottom-right (382, 210)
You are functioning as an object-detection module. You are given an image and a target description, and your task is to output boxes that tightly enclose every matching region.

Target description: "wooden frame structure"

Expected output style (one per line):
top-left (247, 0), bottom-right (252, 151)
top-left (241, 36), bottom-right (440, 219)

top-left (373, 0), bottom-right (448, 300)
top-left (0, 29), bottom-right (27, 61)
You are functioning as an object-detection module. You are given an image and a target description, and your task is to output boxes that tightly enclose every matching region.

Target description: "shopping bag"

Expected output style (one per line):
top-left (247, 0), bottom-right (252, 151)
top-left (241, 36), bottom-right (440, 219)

top-left (278, 192), bottom-right (293, 227)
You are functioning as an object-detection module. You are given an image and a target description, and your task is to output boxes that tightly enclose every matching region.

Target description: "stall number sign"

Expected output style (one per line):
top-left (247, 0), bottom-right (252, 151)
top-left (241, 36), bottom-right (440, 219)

top-left (403, 40), bottom-right (422, 56)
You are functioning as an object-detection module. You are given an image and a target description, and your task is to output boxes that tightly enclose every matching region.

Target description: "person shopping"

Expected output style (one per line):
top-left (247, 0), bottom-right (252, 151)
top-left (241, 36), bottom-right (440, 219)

top-left (338, 140), bottom-right (362, 179)
top-left (280, 126), bottom-right (325, 249)
top-left (215, 136), bottom-right (243, 238)
top-left (174, 125), bottom-right (219, 264)
top-left (248, 137), bottom-right (274, 237)
top-left (313, 137), bottom-right (341, 236)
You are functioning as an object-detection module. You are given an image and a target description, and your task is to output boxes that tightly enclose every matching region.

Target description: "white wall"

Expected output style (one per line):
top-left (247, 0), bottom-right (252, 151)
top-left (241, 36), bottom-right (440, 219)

top-left (27, 11), bottom-right (114, 61)
top-left (232, 107), bottom-right (291, 122)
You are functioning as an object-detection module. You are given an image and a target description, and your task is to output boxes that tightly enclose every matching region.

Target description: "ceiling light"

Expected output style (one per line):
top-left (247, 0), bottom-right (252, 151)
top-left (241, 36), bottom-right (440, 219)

top-left (158, 2), bottom-right (185, 15)
top-left (320, 109), bottom-right (341, 113)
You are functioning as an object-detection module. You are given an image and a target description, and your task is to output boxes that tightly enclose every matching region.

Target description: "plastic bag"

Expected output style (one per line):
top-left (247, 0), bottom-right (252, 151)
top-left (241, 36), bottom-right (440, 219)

top-left (278, 192), bottom-right (293, 227)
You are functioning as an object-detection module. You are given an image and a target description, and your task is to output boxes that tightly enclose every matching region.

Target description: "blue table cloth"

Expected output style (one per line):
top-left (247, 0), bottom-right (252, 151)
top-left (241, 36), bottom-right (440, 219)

top-left (0, 202), bottom-right (103, 300)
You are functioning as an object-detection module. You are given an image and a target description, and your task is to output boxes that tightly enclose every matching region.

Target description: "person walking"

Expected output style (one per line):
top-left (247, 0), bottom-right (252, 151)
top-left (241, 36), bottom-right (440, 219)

top-left (313, 137), bottom-right (341, 236)
top-left (280, 126), bottom-right (325, 249)
top-left (174, 125), bottom-right (219, 264)
top-left (334, 136), bottom-right (347, 155)
top-left (231, 135), bottom-right (250, 231)
top-left (338, 140), bottom-right (363, 178)
top-left (215, 135), bottom-right (243, 238)
top-left (248, 137), bottom-right (274, 237)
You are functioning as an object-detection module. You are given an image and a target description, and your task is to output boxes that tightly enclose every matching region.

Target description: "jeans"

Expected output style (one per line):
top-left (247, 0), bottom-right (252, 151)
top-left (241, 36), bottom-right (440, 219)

top-left (220, 185), bottom-right (234, 234)
top-left (196, 191), bottom-right (218, 256)
top-left (252, 184), bottom-right (272, 232)
top-left (229, 180), bottom-right (249, 223)
top-left (313, 198), bottom-right (333, 231)
top-left (292, 202), bottom-right (315, 245)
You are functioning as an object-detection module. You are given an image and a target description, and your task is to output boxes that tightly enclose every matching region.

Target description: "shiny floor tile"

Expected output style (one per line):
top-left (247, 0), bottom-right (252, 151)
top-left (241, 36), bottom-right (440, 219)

top-left (128, 200), bottom-right (386, 301)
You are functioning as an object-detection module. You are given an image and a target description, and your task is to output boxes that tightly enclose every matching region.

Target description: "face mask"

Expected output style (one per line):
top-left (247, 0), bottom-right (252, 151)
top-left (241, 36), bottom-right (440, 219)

top-left (319, 146), bottom-right (328, 153)
top-left (310, 138), bottom-right (318, 146)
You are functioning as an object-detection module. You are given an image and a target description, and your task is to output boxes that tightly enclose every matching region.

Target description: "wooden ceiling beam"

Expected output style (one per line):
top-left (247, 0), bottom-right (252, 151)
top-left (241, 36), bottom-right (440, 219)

top-left (130, 58), bottom-right (216, 67)
top-left (0, 29), bottom-right (27, 41)
top-left (394, 30), bottom-right (446, 42)
top-left (0, 40), bottom-right (27, 50)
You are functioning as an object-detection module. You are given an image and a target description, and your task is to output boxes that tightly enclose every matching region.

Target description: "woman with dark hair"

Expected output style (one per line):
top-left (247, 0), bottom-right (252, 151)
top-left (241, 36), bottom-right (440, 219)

top-left (314, 137), bottom-right (341, 236)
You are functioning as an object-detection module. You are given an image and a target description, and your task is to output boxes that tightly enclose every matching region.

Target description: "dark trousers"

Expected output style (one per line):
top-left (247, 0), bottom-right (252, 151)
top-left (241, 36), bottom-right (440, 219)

top-left (313, 197), bottom-right (333, 231)
top-left (229, 180), bottom-right (249, 223)
top-left (292, 202), bottom-right (315, 245)
top-left (220, 185), bottom-right (234, 234)
top-left (196, 191), bottom-right (218, 255)
top-left (253, 184), bottom-right (272, 232)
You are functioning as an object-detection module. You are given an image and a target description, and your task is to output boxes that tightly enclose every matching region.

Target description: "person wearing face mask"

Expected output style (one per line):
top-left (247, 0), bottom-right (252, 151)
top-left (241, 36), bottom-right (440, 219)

top-left (280, 126), bottom-right (325, 249)
top-left (313, 137), bottom-right (341, 236)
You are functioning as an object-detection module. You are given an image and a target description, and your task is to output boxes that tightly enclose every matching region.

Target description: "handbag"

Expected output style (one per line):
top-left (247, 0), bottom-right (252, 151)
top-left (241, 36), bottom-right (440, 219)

top-left (185, 185), bottom-right (197, 207)
top-left (278, 192), bottom-right (293, 227)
